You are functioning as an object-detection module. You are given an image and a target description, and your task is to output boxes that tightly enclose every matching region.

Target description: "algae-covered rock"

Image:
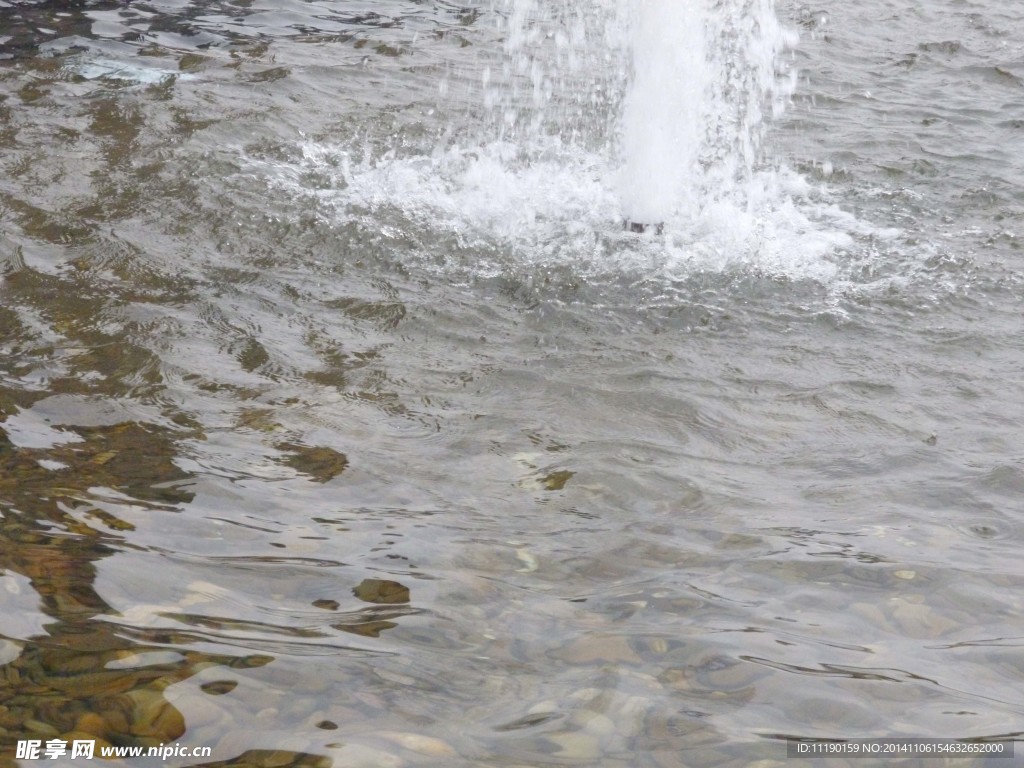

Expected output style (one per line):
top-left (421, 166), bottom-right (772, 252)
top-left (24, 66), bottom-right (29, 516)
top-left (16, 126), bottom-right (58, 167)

top-left (352, 579), bottom-right (409, 604)
top-left (276, 443), bottom-right (348, 483)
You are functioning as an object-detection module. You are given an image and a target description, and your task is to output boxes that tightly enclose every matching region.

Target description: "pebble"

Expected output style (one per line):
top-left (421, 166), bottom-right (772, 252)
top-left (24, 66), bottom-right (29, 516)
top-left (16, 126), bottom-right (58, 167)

top-left (259, 750), bottom-right (296, 768)
top-left (618, 695), bottom-right (650, 721)
top-left (377, 731), bottom-right (457, 757)
top-left (352, 579), bottom-right (410, 604)
top-left (105, 651), bottom-right (184, 670)
top-left (282, 695), bottom-right (318, 721)
top-left (200, 680), bottom-right (238, 695)
top-left (115, 603), bottom-right (178, 627)
top-left (515, 549), bottom-right (539, 573)
top-left (257, 707), bottom-right (281, 723)
top-left (888, 598), bottom-right (959, 638)
top-left (97, 700), bottom-right (130, 735)
top-left (556, 636), bottom-right (641, 665)
top-left (171, 693), bottom-right (229, 731)
top-left (527, 700), bottom-right (559, 716)
top-left (567, 687), bottom-right (605, 704)
top-left (74, 712), bottom-right (108, 738)
top-left (328, 743), bottom-right (405, 768)
top-left (25, 718), bottom-right (60, 737)
top-left (547, 731), bottom-right (602, 760)
top-left (575, 711), bottom-right (615, 738)
top-left (0, 640), bottom-right (19, 666)
top-left (39, 650), bottom-right (101, 675)
top-left (123, 688), bottom-right (186, 739)
top-left (45, 668), bottom-right (138, 697)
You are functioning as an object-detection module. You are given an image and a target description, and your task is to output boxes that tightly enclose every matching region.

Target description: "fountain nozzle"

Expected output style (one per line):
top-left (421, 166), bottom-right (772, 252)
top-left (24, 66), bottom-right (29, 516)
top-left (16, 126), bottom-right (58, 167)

top-left (623, 220), bottom-right (664, 235)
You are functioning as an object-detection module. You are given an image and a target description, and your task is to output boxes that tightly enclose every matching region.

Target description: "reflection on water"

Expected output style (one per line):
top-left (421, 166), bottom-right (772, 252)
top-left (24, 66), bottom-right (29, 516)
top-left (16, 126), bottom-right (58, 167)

top-left (2, 0), bottom-right (1024, 765)
top-left (0, 422), bottom-right (244, 756)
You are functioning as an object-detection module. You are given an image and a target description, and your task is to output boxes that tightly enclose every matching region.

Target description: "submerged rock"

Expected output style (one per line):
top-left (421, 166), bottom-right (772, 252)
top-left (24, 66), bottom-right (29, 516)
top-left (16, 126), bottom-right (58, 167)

top-left (352, 579), bottom-right (410, 604)
top-left (277, 443), bottom-right (349, 483)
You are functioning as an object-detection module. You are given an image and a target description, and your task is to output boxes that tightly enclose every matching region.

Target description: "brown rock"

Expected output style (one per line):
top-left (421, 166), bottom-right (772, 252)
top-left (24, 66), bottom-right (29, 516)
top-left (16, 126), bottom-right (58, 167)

top-left (352, 579), bottom-right (409, 604)
top-left (123, 689), bottom-right (186, 740)
top-left (74, 712), bottom-right (109, 738)
top-left (377, 731), bottom-right (457, 757)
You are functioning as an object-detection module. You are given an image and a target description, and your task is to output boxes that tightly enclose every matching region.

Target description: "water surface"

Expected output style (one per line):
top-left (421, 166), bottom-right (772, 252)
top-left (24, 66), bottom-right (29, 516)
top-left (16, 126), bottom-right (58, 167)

top-left (1, 0), bottom-right (1022, 766)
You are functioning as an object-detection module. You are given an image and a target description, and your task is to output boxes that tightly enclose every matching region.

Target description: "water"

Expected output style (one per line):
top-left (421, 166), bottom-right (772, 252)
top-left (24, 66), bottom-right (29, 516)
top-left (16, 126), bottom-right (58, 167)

top-left (618, 0), bottom-right (797, 228)
top-left (1, 0), bottom-right (1023, 765)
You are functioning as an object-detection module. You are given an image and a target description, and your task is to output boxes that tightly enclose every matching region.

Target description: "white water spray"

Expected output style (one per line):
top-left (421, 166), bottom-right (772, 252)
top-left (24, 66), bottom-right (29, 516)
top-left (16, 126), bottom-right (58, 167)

top-left (618, 0), bottom-right (708, 227)
top-left (618, 0), bottom-right (798, 229)
top-left (260, 0), bottom-right (860, 283)
top-left (492, 0), bottom-right (799, 230)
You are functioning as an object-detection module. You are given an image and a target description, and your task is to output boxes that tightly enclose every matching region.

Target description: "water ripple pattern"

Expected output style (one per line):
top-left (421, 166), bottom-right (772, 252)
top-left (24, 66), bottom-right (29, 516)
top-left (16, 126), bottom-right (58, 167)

top-left (0, 0), bottom-right (1022, 765)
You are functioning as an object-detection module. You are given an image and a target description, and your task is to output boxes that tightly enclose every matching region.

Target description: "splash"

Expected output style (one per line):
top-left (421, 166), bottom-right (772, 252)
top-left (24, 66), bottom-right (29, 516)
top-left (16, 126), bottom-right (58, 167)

top-left (254, 0), bottom-right (865, 284)
top-left (614, 0), bottom-right (800, 228)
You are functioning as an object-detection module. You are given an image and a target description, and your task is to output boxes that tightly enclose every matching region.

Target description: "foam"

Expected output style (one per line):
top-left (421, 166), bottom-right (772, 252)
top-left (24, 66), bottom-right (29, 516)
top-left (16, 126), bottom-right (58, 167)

top-left (253, 0), bottom-right (880, 287)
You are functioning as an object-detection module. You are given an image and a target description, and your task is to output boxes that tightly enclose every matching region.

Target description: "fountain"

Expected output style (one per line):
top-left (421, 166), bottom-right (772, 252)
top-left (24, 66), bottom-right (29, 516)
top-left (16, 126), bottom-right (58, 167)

top-left (495, 0), bottom-right (799, 236)
top-left (263, 0), bottom-right (842, 283)
top-left (618, 0), bottom-right (708, 233)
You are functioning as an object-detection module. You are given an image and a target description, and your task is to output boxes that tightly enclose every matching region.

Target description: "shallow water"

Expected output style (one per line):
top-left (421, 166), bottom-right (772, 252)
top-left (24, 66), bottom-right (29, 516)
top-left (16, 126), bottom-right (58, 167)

top-left (1, 0), bottom-right (1022, 766)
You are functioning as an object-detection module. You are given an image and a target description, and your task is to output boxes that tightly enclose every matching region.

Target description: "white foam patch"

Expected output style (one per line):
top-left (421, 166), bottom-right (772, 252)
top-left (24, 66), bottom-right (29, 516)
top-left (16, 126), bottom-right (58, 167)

top-left (661, 169), bottom-right (865, 280)
top-left (258, 137), bottom-right (870, 286)
top-left (72, 60), bottom-right (197, 84)
top-left (290, 139), bottom-right (617, 239)
top-left (247, 0), bottom-right (891, 290)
